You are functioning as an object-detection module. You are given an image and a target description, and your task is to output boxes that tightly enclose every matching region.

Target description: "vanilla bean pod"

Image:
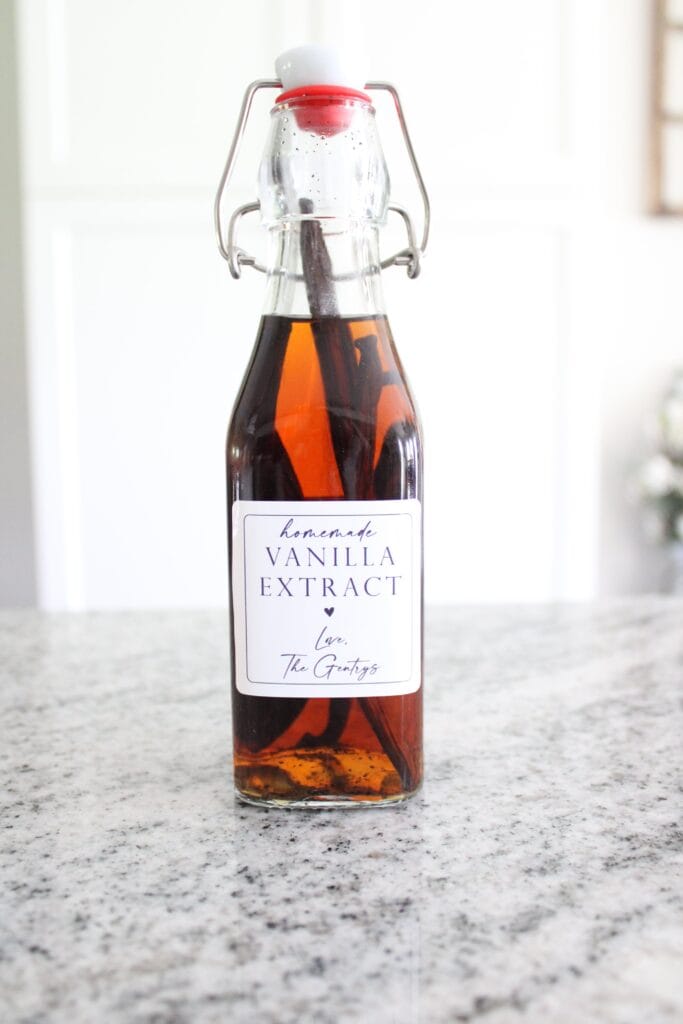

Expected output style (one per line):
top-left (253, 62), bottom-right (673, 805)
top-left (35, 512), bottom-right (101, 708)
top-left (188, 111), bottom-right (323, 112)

top-left (230, 315), bottom-right (307, 752)
top-left (298, 207), bottom-right (417, 783)
top-left (298, 204), bottom-right (354, 746)
top-left (351, 333), bottom-right (384, 493)
top-left (299, 198), bottom-right (376, 500)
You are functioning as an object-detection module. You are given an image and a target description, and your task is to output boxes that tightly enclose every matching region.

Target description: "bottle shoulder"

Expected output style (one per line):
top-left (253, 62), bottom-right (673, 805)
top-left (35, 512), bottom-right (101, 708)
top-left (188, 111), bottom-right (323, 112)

top-left (228, 315), bottom-right (421, 502)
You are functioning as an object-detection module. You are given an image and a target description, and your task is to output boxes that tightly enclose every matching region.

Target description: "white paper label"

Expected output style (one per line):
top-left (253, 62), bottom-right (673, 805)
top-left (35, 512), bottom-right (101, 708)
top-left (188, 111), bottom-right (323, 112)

top-left (231, 499), bottom-right (421, 698)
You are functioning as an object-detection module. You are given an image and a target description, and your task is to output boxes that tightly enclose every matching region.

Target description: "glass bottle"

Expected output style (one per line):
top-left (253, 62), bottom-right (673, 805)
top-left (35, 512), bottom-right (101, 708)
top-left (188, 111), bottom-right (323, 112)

top-left (218, 51), bottom-right (428, 807)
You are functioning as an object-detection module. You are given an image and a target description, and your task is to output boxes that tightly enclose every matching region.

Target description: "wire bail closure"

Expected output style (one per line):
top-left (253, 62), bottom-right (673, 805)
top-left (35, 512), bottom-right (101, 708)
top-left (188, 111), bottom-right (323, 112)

top-left (214, 79), bottom-right (430, 280)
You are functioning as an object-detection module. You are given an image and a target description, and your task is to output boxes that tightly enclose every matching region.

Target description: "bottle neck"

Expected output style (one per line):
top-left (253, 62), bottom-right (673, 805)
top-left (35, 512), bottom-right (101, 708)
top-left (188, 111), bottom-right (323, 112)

top-left (258, 96), bottom-right (389, 320)
top-left (263, 220), bottom-right (385, 318)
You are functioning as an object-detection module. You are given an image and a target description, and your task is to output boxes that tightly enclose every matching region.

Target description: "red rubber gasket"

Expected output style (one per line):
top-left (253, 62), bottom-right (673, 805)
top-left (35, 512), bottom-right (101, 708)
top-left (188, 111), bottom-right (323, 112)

top-left (275, 84), bottom-right (372, 105)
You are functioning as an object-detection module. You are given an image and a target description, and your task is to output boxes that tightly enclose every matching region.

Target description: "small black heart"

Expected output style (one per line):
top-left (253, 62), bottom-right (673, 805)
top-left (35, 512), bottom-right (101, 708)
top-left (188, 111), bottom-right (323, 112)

top-left (324, 607), bottom-right (334, 617)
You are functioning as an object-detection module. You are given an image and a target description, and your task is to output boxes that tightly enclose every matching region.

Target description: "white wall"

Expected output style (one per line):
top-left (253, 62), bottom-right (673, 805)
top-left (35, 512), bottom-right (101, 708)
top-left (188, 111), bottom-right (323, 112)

top-left (0, 0), bottom-right (36, 605)
top-left (10, 0), bottom-right (683, 609)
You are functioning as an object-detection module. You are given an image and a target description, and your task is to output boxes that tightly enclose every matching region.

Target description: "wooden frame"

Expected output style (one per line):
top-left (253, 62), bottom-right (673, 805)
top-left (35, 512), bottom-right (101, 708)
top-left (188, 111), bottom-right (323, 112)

top-left (651, 0), bottom-right (683, 214)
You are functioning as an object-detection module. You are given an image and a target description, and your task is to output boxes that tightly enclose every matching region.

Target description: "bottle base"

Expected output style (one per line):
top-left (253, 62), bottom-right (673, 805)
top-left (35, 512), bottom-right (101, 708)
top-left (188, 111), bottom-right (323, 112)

top-left (234, 786), bottom-right (420, 810)
top-left (233, 744), bottom-right (421, 809)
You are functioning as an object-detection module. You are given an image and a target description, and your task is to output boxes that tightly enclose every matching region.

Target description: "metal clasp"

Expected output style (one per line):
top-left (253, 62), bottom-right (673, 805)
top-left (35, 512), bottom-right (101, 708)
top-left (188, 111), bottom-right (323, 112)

top-left (365, 82), bottom-right (430, 279)
top-left (214, 78), bottom-right (430, 279)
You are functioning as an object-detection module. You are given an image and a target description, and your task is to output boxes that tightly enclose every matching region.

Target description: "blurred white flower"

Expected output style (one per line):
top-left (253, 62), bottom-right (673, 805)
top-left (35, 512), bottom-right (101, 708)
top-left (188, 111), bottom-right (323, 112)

top-left (662, 397), bottom-right (683, 453)
top-left (643, 509), bottom-right (665, 543)
top-left (639, 454), bottom-right (677, 496)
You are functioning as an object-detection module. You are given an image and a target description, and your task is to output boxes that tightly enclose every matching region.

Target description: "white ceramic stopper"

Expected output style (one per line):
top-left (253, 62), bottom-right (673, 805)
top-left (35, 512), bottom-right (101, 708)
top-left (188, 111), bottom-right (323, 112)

top-left (275, 44), bottom-right (364, 91)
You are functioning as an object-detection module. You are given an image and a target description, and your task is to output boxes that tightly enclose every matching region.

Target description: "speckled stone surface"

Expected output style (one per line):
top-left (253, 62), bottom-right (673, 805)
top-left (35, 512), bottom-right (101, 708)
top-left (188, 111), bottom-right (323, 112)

top-left (1, 601), bottom-right (682, 1024)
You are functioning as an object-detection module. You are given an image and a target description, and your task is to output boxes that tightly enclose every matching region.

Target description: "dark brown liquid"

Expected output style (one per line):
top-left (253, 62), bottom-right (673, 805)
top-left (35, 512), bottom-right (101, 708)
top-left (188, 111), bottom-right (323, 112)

top-left (227, 314), bottom-right (423, 804)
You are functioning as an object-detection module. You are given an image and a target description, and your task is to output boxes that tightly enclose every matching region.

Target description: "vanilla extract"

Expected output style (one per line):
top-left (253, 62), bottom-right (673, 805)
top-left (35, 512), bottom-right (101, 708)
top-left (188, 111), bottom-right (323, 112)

top-left (228, 314), bottom-right (423, 801)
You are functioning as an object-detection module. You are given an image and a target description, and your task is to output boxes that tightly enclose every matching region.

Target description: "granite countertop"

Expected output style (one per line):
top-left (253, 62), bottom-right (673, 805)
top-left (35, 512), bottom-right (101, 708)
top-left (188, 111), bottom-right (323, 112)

top-left (1, 601), bottom-right (682, 1024)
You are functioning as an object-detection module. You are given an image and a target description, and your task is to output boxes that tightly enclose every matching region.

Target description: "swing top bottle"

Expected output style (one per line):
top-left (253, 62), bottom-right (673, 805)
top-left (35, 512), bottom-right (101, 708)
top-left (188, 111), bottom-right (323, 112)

top-left (217, 46), bottom-right (429, 807)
